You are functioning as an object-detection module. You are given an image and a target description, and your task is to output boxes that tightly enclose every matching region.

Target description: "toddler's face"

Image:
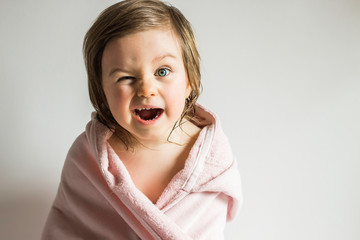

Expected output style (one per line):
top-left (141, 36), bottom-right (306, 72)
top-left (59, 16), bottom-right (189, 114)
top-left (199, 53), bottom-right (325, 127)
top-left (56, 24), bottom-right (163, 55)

top-left (101, 28), bottom-right (191, 144)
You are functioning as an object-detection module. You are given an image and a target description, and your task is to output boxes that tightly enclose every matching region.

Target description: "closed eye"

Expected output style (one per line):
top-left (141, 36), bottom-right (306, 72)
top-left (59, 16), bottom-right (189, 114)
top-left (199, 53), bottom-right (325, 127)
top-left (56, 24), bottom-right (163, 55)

top-left (117, 76), bottom-right (136, 82)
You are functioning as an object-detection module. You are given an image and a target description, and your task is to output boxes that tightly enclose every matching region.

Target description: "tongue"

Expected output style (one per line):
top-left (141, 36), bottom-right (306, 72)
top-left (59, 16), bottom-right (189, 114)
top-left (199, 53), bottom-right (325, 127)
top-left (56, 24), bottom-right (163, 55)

top-left (137, 109), bottom-right (158, 120)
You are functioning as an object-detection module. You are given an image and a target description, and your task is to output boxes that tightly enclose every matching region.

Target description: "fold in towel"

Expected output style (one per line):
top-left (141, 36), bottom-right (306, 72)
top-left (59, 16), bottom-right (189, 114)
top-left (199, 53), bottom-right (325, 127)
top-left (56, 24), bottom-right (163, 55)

top-left (42, 104), bottom-right (242, 240)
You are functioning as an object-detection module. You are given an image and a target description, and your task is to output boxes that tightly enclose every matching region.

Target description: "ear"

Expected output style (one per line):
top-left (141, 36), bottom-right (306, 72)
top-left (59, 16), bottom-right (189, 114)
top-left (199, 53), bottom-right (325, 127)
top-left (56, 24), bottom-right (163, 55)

top-left (185, 82), bottom-right (192, 99)
top-left (184, 71), bottom-right (192, 98)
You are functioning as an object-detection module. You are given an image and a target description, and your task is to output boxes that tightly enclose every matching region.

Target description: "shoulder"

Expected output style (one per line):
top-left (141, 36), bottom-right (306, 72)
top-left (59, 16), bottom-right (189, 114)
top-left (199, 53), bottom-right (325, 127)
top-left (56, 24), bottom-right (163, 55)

top-left (193, 104), bottom-right (234, 168)
top-left (65, 112), bottom-right (113, 165)
top-left (66, 132), bottom-right (91, 161)
top-left (61, 132), bottom-right (92, 179)
top-left (62, 113), bottom-right (114, 180)
top-left (62, 113), bottom-right (107, 180)
top-left (190, 104), bottom-right (239, 188)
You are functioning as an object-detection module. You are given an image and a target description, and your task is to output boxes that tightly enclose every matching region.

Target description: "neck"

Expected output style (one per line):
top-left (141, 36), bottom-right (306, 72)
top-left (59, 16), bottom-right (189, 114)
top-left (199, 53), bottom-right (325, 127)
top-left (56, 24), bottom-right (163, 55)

top-left (135, 124), bottom-right (191, 151)
top-left (111, 120), bottom-right (199, 153)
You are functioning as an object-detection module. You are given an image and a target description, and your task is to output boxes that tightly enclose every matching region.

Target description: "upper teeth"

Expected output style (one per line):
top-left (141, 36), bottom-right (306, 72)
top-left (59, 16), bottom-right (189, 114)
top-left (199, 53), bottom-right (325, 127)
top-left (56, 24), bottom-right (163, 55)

top-left (138, 108), bottom-right (153, 111)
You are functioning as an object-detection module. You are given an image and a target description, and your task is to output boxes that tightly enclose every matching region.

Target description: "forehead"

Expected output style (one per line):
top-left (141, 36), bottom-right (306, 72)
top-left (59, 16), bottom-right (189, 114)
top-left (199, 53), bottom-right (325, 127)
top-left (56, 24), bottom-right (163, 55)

top-left (102, 28), bottom-right (183, 66)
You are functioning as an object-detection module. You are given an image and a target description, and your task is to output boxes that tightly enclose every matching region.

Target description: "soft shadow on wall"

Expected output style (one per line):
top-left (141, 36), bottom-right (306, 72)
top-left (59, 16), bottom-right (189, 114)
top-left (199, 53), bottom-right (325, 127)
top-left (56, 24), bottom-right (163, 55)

top-left (0, 191), bottom-right (54, 239)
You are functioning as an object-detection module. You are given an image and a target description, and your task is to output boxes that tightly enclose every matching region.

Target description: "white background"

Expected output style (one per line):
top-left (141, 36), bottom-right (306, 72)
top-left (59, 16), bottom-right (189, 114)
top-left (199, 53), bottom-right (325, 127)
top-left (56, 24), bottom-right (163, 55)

top-left (1, 0), bottom-right (359, 239)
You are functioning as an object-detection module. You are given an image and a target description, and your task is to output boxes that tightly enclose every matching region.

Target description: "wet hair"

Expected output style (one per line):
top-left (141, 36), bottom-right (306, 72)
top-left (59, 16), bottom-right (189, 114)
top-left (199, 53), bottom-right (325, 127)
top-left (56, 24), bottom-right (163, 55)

top-left (83, 0), bottom-right (201, 148)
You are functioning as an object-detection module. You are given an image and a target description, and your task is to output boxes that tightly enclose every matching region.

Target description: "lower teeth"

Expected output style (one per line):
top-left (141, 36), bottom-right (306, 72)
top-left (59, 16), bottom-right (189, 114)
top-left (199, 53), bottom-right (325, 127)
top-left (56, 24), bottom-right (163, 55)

top-left (137, 113), bottom-right (159, 121)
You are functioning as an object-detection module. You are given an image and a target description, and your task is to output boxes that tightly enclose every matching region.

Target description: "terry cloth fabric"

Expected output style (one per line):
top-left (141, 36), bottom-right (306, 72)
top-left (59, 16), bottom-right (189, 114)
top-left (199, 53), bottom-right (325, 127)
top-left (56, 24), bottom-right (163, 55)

top-left (42, 105), bottom-right (242, 240)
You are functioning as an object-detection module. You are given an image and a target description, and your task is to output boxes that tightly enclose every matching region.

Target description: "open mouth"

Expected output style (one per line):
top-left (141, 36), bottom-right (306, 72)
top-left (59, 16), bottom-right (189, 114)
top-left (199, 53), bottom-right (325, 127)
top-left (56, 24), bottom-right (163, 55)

top-left (134, 108), bottom-right (164, 121)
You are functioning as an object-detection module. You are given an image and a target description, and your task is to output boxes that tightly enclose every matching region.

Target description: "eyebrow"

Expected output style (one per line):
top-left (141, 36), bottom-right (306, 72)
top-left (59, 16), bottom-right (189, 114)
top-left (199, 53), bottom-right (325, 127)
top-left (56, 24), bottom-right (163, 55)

top-left (108, 67), bottom-right (127, 78)
top-left (152, 53), bottom-right (177, 63)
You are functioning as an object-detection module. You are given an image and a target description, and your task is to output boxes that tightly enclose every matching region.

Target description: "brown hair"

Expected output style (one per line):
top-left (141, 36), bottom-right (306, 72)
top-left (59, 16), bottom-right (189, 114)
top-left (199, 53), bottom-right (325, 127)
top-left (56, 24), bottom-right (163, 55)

top-left (83, 0), bottom-right (201, 148)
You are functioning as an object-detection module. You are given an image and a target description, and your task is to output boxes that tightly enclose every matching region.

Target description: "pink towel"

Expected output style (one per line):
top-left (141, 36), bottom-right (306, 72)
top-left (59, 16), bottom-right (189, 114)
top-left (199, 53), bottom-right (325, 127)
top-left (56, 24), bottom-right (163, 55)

top-left (42, 105), bottom-right (242, 240)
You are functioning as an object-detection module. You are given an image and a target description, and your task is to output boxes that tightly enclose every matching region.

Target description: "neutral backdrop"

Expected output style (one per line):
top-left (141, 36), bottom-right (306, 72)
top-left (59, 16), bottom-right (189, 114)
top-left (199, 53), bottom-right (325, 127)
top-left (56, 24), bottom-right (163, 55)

top-left (1, 0), bottom-right (359, 239)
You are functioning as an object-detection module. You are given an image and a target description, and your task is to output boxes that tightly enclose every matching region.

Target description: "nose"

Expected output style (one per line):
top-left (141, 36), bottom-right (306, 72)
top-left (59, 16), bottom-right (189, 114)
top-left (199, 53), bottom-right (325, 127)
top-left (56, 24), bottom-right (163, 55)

top-left (136, 76), bottom-right (158, 98)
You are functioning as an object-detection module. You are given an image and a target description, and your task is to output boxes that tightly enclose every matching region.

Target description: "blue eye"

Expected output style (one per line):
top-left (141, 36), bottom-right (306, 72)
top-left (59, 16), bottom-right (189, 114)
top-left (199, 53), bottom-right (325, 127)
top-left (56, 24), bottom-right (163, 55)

top-left (156, 68), bottom-right (170, 77)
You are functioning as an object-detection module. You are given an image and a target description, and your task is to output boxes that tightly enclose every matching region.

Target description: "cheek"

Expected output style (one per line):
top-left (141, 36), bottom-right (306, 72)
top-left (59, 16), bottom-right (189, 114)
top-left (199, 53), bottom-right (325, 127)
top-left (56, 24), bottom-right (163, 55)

top-left (106, 87), bottom-right (131, 112)
top-left (164, 79), bottom-right (188, 111)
